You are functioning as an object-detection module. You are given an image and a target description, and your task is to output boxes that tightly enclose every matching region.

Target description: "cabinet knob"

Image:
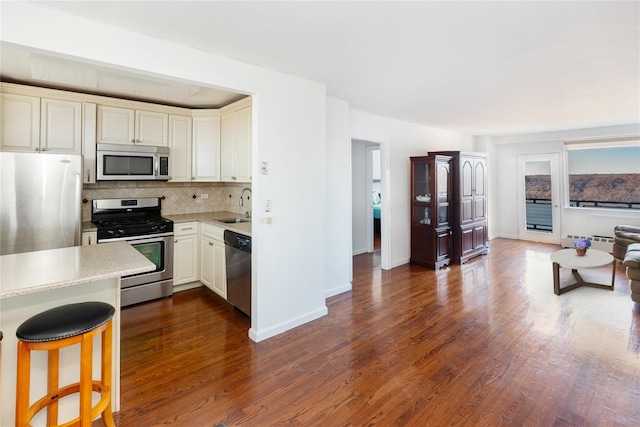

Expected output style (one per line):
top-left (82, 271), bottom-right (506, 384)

top-left (34, 147), bottom-right (39, 152)
top-left (174, 240), bottom-right (178, 243)
top-left (209, 242), bottom-right (214, 246)
top-left (41, 148), bottom-right (46, 151)
top-left (131, 139), bottom-right (136, 143)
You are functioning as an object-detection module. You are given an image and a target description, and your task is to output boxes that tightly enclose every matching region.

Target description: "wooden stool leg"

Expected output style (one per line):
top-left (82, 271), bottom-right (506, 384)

top-left (47, 348), bottom-right (60, 427)
top-left (102, 320), bottom-right (115, 427)
top-left (80, 333), bottom-right (93, 427)
top-left (16, 340), bottom-right (31, 427)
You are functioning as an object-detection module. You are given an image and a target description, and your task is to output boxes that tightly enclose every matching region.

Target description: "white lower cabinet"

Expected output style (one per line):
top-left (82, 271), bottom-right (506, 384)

top-left (81, 230), bottom-right (98, 246)
top-left (173, 222), bottom-right (199, 286)
top-left (200, 223), bottom-right (226, 299)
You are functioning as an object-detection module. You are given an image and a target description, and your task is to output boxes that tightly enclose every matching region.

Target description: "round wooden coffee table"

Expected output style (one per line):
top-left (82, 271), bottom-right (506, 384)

top-left (550, 248), bottom-right (616, 295)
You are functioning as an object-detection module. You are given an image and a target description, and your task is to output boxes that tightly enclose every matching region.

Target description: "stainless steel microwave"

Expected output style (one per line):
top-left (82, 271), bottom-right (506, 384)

top-left (96, 143), bottom-right (170, 181)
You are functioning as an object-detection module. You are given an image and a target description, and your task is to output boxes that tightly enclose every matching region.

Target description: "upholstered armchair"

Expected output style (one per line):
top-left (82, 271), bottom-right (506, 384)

top-left (613, 225), bottom-right (640, 260)
top-left (614, 225), bottom-right (640, 303)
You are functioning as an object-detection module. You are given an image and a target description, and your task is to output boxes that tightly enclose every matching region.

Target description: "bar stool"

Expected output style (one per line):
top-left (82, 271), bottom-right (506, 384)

top-left (15, 302), bottom-right (116, 427)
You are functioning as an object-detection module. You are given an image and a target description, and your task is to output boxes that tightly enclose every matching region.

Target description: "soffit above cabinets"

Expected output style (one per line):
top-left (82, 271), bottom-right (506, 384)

top-left (0, 44), bottom-right (248, 109)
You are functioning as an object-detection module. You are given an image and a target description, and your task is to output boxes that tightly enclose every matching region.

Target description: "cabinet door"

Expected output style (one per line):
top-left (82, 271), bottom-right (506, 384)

top-left (174, 233), bottom-right (199, 285)
top-left (81, 231), bottom-right (97, 246)
top-left (212, 239), bottom-right (227, 299)
top-left (168, 115), bottom-right (192, 182)
top-left (459, 156), bottom-right (474, 224)
top-left (473, 223), bottom-right (488, 251)
top-left (473, 158), bottom-right (487, 221)
top-left (460, 225), bottom-right (475, 258)
top-left (436, 229), bottom-right (451, 260)
top-left (192, 115), bottom-right (221, 181)
top-left (0, 93), bottom-right (40, 151)
top-left (83, 103), bottom-right (97, 183)
top-left (220, 113), bottom-right (236, 181)
top-left (235, 107), bottom-right (252, 182)
top-left (136, 110), bottom-right (168, 146)
top-left (97, 106), bottom-right (135, 144)
top-left (221, 107), bottom-right (252, 183)
top-left (41, 98), bottom-right (82, 154)
top-left (200, 235), bottom-right (215, 291)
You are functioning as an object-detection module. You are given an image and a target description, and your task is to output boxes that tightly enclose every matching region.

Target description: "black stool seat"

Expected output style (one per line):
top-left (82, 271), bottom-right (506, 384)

top-left (16, 302), bottom-right (115, 343)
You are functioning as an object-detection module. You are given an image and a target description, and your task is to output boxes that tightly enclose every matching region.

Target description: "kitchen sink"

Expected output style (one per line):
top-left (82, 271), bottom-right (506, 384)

top-left (217, 217), bottom-right (251, 224)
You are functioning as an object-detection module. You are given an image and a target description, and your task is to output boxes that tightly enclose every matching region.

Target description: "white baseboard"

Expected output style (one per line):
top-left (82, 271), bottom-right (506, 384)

top-left (173, 281), bottom-right (203, 293)
top-left (248, 305), bottom-right (328, 342)
top-left (490, 233), bottom-right (518, 240)
top-left (325, 282), bottom-right (351, 298)
top-left (391, 257), bottom-right (410, 269)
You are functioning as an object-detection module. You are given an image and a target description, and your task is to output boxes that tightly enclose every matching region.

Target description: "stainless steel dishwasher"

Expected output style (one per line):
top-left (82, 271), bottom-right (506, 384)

top-left (224, 230), bottom-right (251, 317)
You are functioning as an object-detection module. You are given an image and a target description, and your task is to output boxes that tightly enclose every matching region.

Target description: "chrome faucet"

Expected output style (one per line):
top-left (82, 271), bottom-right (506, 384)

top-left (240, 188), bottom-right (252, 218)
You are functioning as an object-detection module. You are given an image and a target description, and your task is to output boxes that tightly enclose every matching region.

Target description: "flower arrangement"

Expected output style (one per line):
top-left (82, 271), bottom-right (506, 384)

top-left (573, 238), bottom-right (591, 255)
top-left (573, 239), bottom-right (592, 250)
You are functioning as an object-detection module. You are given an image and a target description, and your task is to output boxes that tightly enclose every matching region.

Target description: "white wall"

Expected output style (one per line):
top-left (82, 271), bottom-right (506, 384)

top-left (325, 97), bottom-right (352, 297)
top-left (487, 124), bottom-right (640, 241)
top-left (1, 2), bottom-right (328, 342)
top-left (349, 109), bottom-right (473, 268)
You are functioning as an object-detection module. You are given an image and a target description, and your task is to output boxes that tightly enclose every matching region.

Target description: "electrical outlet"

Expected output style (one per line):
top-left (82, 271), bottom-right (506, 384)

top-left (201, 194), bottom-right (208, 199)
top-left (264, 199), bottom-right (272, 212)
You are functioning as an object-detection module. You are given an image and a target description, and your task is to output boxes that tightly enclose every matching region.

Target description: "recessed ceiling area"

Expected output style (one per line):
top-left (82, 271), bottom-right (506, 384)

top-left (0, 44), bottom-right (248, 109)
top-left (3, 1), bottom-right (640, 135)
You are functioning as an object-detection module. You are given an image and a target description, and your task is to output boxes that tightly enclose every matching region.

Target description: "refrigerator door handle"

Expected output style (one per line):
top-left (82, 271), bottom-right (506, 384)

top-left (74, 173), bottom-right (82, 246)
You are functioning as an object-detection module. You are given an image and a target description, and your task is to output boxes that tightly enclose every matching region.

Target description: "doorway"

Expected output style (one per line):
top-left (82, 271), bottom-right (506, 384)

top-left (351, 139), bottom-right (386, 268)
top-left (516, 153), bottom-right (561, 244)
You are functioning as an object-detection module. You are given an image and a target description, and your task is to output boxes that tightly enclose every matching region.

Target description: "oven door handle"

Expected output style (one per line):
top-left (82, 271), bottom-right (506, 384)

top-left (98, 232), bottom-right (174, 243)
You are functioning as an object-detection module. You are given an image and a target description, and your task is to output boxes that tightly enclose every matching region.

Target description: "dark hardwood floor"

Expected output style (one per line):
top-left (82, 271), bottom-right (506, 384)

top-left (104, 239), bottom-right (640, 426)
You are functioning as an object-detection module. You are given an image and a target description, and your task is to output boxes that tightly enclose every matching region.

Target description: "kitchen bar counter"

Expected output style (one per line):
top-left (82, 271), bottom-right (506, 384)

top-left (165, 211), bottom-right (252, 236)
top-left (0, 241), bottom-right (155, 299)
top-left (0, 243), bottom-right (154, 425)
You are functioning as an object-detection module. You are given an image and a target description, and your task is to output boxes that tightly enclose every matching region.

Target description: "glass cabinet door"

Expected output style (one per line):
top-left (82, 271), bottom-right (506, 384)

top-left (413, 162), bottom-right (431, 203)
top-left (436, 161), bottom-right (450, 226)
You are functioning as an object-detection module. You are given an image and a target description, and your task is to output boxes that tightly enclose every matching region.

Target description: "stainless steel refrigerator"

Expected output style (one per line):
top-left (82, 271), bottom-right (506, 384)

top-left (1, 152), bottom-right (82, 255)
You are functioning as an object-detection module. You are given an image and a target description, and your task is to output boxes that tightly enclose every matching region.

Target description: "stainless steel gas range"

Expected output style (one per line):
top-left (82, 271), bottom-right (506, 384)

top-left (92, 197), bottom-right (174, 307)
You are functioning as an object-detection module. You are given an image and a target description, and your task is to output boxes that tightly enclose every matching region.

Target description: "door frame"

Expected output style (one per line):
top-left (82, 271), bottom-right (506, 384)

top-left (516, 153), bottom-right (561, 244)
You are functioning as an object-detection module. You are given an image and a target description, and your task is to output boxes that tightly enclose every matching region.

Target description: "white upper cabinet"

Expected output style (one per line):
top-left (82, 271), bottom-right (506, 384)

top-left (83, 103), bottom-right (97, 183)
top-left (40, 98), bottom-right (82, 154)
top-left (192, 112), bottom-right (221, 182)
top-left (136, 110), bottom-right (169, 146)
top-left (221, 101), bottom-right (252, 183)
top-left (168, 115), bottom-right (193, 182)
top-left (0, 93), bottom-right (41, 152)
top-left (1, 93), bottom-right (82, 154)
top-left (97, 106), bottom-right (168, 146)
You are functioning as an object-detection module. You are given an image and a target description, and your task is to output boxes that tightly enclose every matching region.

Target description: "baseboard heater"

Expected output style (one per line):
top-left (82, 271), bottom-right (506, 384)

top-left (561, 234), bottom-right (614, 253)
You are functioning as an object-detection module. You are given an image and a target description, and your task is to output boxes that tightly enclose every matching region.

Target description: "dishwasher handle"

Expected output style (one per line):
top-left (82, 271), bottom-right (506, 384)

top-left (224, 230), bottom-right (252, 254)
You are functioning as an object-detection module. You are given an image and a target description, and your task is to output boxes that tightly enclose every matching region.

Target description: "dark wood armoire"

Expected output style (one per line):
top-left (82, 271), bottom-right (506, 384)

top-left (429, 151), bottom-right (488, 264)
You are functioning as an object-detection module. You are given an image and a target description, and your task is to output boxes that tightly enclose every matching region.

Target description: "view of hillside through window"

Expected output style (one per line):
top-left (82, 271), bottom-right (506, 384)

top-left (524, 144), bottom-right (639, 232)
top-left (566, 145), bottom-right (640, 210)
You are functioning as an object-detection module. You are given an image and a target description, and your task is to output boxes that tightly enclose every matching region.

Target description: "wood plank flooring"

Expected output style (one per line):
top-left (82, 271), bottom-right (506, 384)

top-left (104, 239), bottom-right (640, 426)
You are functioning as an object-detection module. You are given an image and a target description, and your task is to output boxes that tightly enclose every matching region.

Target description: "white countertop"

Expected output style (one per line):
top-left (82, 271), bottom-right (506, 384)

top-left (0, 242), bottom-right (155, 299)
top-left (165, 211), bottom-right (252, 237)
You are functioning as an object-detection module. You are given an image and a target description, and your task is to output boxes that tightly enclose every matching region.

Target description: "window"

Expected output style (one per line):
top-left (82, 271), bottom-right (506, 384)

top-left (564, 139), bottom-right (640, 210)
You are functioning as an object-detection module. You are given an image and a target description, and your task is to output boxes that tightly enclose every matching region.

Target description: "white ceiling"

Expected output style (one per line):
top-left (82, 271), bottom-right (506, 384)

top-left (4, 1), bottom-right (639, 136)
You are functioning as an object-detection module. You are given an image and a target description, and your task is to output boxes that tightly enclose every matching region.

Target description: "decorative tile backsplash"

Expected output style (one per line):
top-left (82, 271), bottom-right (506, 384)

top-left (82, 181), bottom-right (252, 221)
